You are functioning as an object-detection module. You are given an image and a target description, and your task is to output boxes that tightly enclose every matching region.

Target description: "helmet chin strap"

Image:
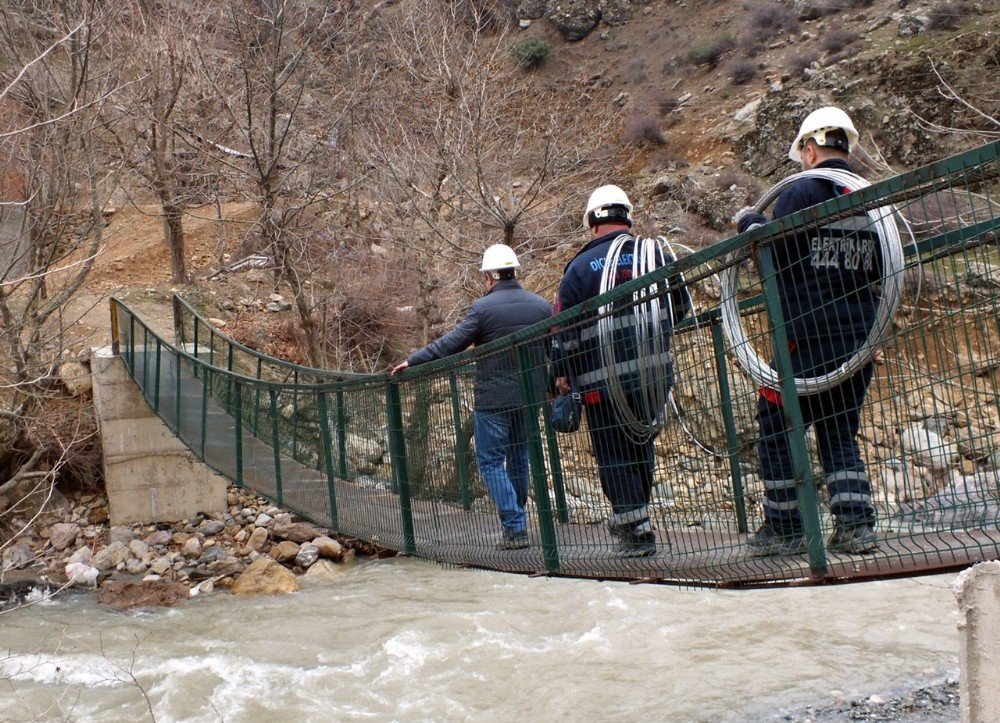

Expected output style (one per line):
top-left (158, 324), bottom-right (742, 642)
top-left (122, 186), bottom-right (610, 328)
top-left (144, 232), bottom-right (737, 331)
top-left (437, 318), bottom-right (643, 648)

top-left (588, 205), bottom-right (633, 229)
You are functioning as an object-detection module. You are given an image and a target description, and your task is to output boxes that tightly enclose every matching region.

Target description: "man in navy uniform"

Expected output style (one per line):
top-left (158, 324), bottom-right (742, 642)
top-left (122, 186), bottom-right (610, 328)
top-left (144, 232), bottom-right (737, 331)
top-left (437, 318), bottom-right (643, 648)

top-left (734, 107), bottom-right (880, 556)
top-left (554, 185), bottom-right (691, 558)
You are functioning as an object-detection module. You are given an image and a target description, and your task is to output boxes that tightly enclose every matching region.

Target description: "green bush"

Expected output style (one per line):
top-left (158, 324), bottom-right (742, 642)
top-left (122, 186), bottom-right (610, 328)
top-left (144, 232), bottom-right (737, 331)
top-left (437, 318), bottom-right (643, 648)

top-left (511, 37), bottom-right (551, 70)
top-left (687, 33), bottom-right (735, 68)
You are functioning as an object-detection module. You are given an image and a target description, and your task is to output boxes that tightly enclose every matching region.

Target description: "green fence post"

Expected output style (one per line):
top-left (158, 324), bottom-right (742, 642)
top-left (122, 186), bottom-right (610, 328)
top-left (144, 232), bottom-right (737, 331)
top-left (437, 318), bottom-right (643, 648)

top-left (110, 300), bottom-right (120, 356)
top-left (336, 389), bottom-right (348, 479)
top-left (386, 381), bottom-right (416, 554)
top-left (270, 388), bottom-right (283, 507)
top-left (317, 391), bottom-right (339, 529)
top-left (291, 389), bottom-right (299, 464)
top-left (128, 314), bottom-right (135, 377)
top-left (253, 358), bottom-right (262, 437)
top-left (711, 318), bottom-right (748, 534)
top-left (291, 371), bottom-right (300, 461)
top-left (200, 367), bottom-right (209, 457)
top-left (227, 344), bottom-right (235, 413)
top-left (174, 351), bottom-right (182, 436)
top-left (141, 326), bottom-right (149, 393)
top-left (449, 372), bottom-right (471, 511)
top-left (517, 346), bottom-right (560, 571)
top-left (540, 401), bottom-right (569, 525)
top-left (234, 380), bottom-right (244, 489)
top-left (172, 294), bottom-right (183, 347)
top-left (153, 338), bottom-right (162, 414)
top-left (759, 246), bottom-right (826, 576)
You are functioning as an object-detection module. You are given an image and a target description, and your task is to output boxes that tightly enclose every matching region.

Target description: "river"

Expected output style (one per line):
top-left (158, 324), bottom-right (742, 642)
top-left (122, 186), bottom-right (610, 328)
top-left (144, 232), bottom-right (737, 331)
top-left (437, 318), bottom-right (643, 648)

top-left (0, 559), bottom-right (959, 721)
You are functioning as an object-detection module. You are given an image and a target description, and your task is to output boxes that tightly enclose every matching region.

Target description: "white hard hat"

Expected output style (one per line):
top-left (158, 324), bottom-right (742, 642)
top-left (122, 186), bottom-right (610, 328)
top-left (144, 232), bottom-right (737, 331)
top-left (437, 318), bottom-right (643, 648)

top-left (583, 184), bottom-right (633, 228)
top-left (788, 106), bottom-right (859, 162)
top-left (481, 244), bottom-right (520, 273)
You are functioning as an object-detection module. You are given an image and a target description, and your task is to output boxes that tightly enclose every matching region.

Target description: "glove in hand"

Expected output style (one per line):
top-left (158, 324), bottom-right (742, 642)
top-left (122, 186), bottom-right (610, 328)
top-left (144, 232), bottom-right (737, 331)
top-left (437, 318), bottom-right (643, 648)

top-left (733, 206), bottom-right (766, 233)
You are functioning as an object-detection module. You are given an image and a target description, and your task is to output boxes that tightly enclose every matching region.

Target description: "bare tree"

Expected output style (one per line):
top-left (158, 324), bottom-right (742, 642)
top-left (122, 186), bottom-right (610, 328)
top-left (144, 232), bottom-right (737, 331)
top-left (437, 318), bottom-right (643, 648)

top-left (906, 56), bottom-right (1000, 143)
top-left (193, 0), bottom-right (367, 367)
top-left (117, 1), bottom-right (221, 284)
top-left (0, 1), bottom-right (124, 544)
top-left (363, 0), bottom-right (619, 343)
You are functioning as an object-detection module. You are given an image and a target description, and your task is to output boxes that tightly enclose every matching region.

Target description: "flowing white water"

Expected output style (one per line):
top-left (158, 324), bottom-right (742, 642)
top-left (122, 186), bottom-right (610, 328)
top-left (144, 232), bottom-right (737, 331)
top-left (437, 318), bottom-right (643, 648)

top-left (0, 559), bottom-right (959, 721)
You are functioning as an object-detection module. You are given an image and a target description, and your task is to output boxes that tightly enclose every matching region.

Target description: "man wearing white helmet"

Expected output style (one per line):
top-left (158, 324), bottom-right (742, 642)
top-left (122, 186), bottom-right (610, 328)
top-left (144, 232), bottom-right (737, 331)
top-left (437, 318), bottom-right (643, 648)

top-left (391, 244), bottom-right (551, 550)
top-left (553, 185), bottom-right (691, 558)
top-left (734, 106), bottom-right (880, 557)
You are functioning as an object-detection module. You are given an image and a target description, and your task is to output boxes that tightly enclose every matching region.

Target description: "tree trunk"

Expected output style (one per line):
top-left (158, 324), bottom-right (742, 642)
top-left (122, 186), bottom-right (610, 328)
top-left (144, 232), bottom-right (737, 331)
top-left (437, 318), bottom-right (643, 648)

top-left (163, 204), bottom-right (188, 283)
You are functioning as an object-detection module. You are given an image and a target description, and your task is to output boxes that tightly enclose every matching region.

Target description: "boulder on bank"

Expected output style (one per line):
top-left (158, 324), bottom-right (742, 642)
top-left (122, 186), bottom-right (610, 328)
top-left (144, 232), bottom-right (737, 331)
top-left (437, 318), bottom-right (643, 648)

top-left (48, 522), bottom-right (80, 551)
top-left (272, 540), bottom-right (300, 563)
top-left (295, 543), bottom-right (319, 568)
top-left (93, 541), bottom-right (129, 571)
top-left (272, 520), bottom-right (326, 544)
top-left (304, 559), bottom-right (348, 581)
top-left (247, 526), bottom-right (269, 551)
top-left (547, 0), bottom-right (600, 41)
top-left (313, 535), bottom-right (343, 561)
top-left (232, 557), bottom-right (299, 596)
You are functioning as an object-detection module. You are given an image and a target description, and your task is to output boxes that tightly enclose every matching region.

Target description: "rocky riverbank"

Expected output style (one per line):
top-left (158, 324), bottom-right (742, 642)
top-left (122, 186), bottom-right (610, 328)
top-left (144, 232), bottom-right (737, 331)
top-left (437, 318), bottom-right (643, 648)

top-left (1, 484), bottom-right (374, 610)
top-left (772, 675), bottom-right (960, 722)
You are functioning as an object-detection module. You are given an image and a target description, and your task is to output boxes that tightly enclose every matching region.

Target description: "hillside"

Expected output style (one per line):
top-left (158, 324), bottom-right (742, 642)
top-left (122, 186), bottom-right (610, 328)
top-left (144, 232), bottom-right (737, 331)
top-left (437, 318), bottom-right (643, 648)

top-left (76, 0), bottom-right (1000, 359)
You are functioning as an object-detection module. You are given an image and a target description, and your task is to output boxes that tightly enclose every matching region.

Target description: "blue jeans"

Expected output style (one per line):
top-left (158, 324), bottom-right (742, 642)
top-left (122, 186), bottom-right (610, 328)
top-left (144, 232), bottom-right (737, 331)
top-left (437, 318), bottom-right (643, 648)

top-left (474, 408), bottom-right (530, 533)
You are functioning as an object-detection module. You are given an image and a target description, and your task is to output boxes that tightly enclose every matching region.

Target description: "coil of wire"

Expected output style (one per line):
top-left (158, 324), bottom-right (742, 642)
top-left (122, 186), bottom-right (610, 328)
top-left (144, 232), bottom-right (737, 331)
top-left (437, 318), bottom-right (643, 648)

top-left (719, 168), bottom-right (904, 395)
top-left (597, 234), bottom-right (680, 439)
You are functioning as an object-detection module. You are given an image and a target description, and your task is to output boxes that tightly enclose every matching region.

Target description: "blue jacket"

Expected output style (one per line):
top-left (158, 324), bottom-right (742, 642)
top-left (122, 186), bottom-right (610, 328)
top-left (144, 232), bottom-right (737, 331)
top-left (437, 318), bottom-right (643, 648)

top-left (738, 159), bottom-right (882, 343)
top-left (407, 279), bottom-right (552, 410)
top-left (553, 231), bottom-right (691, 396)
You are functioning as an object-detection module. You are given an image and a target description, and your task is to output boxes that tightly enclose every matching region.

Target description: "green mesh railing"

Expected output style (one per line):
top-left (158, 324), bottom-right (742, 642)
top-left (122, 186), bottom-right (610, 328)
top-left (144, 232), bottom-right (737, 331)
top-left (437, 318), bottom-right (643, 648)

top-left (111, 140), bottom-right (1000, 587)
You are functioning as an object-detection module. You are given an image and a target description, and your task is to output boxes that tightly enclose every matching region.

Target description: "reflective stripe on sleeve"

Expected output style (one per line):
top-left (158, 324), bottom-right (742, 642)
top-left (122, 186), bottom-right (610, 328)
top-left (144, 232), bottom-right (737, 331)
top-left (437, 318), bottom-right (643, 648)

top-left (576, 351), bottom-right (673, 386)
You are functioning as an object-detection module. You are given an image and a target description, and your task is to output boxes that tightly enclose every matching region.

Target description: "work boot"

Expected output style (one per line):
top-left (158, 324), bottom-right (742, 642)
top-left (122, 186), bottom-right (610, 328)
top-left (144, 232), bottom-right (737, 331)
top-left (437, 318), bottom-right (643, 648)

top-left (614, 529), bottom-right (657, 558)
top-left (747, 524), bottom-right (806, 557)
top-left (498, 529), bottom-right (529, 550)
top-left (607, 518), bottom-right (632, 537)
top-left (828, 522), bottom-right (878, 554)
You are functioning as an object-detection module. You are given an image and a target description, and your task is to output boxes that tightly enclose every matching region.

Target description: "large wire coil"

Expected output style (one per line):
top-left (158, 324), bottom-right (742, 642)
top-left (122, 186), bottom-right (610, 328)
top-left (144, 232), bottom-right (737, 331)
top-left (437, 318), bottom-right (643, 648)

top-left (597, 235), bottom-right (685, 439)
top-left (719, 168), bottom-right (905, 395)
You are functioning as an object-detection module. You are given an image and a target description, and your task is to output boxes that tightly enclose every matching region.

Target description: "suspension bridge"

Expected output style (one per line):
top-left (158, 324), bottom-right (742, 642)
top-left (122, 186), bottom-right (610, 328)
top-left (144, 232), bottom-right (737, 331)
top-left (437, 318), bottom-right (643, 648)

top-left (109, 140), bottom-right (1000, 588)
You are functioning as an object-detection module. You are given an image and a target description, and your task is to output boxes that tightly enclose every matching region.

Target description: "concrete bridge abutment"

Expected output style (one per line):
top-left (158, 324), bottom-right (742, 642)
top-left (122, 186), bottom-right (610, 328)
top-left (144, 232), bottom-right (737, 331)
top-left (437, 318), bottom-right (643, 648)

top-left (91, 345), bottom-right (227, 525)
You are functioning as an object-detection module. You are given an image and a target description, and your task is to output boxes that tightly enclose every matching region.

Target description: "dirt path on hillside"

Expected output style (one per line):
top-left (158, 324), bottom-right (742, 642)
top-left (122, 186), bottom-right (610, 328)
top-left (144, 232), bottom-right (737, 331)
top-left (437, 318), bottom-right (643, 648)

top-left (64, 201), bottom-right (259, 352)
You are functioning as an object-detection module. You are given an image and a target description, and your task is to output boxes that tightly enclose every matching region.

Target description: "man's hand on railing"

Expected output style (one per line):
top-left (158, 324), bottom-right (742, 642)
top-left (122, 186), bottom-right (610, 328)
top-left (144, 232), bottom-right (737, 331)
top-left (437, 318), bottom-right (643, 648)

top-left (391, 360), bottom-right (409, 375)
top-left (733, 206), bottom-right (766, 234)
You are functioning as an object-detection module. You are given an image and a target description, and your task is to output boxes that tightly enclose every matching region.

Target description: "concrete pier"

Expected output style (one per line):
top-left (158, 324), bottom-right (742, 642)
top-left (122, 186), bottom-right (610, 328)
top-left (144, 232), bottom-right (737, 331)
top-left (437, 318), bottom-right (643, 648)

top-left (955, 561), bottom-right (1000, 723)
top-left (91, 345), bottom-right (227, 525)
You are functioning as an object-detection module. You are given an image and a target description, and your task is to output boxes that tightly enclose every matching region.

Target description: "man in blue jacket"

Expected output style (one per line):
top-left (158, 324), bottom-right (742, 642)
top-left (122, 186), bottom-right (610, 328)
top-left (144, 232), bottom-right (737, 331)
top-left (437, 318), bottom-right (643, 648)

top-left (391, 245), bottom-right (551, 549)
top-left (734, 106), bottom-right (880, 556)
top-left (553, 185), bottom-right (691, 558)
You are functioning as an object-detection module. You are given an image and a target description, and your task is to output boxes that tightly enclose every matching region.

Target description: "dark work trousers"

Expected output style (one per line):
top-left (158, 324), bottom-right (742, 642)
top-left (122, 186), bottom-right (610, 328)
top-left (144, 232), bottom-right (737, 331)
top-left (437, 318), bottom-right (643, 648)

top-left (757, 336), bottom-right (877, 533)
top-left (584, 391), bottom-right (656, 522)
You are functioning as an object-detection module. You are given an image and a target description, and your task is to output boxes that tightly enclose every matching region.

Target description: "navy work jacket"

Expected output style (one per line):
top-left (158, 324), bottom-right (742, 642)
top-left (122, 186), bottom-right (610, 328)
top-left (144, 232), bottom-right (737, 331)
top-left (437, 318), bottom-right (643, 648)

top-left (738, 158), bottom-right (884, 343)
top-left (553, 231), bottom-right (691, 397)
